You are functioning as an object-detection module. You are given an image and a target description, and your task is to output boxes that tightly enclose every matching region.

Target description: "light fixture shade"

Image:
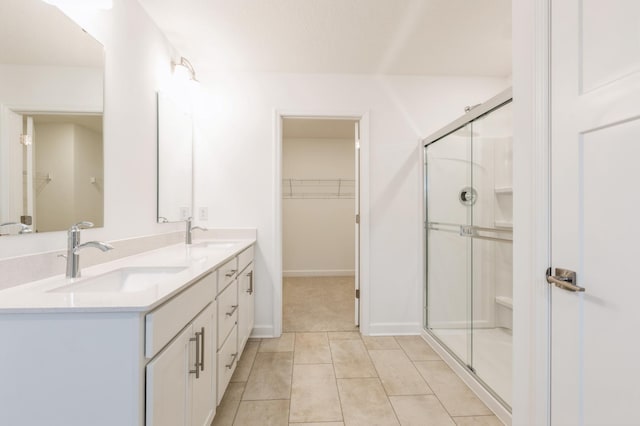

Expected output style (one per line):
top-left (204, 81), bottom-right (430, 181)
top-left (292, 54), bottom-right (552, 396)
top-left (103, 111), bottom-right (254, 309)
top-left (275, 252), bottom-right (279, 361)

top-left (172, 57), bottom-right (198, 82)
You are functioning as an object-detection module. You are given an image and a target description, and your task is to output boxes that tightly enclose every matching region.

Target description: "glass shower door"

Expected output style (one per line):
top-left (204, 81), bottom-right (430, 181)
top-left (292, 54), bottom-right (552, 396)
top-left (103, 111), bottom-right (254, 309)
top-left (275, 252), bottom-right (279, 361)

top-left (424, 92), bottom-right (513, 411)
top-left (425, 124), bottom-right (473, 366)
top-left (470, 102), bottom-right (513, 407)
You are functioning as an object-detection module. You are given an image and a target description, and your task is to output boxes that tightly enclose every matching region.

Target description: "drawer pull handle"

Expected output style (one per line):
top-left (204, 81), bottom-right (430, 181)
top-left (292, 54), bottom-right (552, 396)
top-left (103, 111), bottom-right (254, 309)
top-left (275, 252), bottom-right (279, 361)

top-left (226, 305), bottom-right (239, 317)
top-left (225, 269), bottom-right (237, 278)
top-left (226, 352), bottom-right (238, 369)
top-left (247, 271), bottom-right (253, 294)
top-left (199, 327), bottom-right (205, 372)
top-left (189, 331), bottom-right (202, 379)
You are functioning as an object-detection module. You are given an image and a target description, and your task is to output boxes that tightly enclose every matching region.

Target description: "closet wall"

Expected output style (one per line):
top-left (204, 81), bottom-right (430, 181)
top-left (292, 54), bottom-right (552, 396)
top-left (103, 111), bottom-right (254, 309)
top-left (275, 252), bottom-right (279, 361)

top-left (282, 135), bottom-right (355, 276)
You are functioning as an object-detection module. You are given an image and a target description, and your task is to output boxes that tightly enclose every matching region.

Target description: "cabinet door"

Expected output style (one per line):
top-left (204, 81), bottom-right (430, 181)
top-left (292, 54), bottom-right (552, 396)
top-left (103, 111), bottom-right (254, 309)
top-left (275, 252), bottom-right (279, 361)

top-left (146, 325), bottom-right (192, 426)
top-left (238, 264), bottom-right (254, 353)
top-left (191, 303), bottom-right (216, 426)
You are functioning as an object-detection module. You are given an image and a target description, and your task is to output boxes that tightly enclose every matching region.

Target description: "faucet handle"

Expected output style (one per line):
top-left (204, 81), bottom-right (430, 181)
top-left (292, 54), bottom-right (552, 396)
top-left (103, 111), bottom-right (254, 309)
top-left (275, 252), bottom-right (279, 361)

top-left (71, 221), bottom-right (94, 231)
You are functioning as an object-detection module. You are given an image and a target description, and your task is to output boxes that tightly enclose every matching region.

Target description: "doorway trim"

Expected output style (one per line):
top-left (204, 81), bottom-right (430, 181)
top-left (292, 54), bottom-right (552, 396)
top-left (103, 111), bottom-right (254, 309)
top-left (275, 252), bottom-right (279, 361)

top-left (512, 0), bottom-right (552, 423)
top-left (273, 110), bottom-right (371, 337)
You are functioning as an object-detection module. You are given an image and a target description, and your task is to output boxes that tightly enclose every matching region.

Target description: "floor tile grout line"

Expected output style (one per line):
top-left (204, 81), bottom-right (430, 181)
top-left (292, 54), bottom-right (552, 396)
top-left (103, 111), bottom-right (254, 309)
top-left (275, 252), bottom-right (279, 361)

top-left (368, 337), bottom-right (459, 425)
top-left (412, 358), bottom-right (462, 421)
top-left (361, 340), bottom-right (403, 425)
top-left (327, 330), bottom-right (346, 424)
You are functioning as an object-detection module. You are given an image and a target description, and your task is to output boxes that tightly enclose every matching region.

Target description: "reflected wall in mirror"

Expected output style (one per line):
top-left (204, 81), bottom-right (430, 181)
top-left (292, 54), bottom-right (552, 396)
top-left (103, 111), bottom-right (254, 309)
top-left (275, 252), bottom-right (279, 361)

top-left (0, 0), bottom-right (104, 235)
top-left (157, 92), bottom-right (193, 223)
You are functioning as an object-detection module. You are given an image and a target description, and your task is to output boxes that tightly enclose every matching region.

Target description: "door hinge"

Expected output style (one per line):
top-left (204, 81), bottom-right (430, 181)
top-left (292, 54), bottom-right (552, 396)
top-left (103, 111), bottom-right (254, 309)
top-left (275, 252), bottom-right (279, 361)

top-left (20, 134), bottom-right (32, 146)
top-left (355, 289), bottom-right (360, 299)
top-left (355, 214), bottom-right (360, 224)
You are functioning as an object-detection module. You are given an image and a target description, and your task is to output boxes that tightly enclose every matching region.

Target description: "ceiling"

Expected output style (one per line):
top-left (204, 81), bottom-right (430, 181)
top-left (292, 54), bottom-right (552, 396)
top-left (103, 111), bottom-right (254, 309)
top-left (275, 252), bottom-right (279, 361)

top-left (0, 0), bottom-right (103, 67)
top-left (283, 118), bottom-right (356, 139)
top-left (138, 0), bottom-right (511, 77)
top-left (32, 114), bottom-right (103, 133)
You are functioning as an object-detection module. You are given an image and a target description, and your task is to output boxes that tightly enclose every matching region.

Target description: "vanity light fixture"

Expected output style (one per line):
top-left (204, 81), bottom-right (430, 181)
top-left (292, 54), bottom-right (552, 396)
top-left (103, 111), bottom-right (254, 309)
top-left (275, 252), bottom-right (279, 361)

top-left (172, 57), bottom-right (199, 83)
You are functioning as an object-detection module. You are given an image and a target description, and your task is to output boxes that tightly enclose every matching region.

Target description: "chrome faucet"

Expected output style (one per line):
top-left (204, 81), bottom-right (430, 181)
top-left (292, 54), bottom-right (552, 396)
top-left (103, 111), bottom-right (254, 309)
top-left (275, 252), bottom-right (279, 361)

top-left (65, 221), bottom-right (113, 278)
top-left (0, 222), bottom-right (33, 235)
top-left (185, 217), bottom-right (207, 245)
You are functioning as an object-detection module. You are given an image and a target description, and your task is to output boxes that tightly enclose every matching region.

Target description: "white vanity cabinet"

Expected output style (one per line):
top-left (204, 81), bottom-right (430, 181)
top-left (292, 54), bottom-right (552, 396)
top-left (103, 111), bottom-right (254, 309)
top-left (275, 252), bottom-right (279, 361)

top-left (237, 246), bottom-right (255, 354)
top-left (216, 256), bottom-right (239, 404)
top-left (145, 272), bottom-right (216, 426)
top-left (0, 240), bottom-right (256, 426)
top-left (215, 246), bottom-right (255, 403)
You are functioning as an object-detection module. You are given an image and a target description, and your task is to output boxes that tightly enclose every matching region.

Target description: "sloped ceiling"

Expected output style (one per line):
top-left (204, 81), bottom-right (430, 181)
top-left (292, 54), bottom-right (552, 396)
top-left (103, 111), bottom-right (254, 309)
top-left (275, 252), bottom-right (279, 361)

top-left (138, 0), bottom-right (511, 77)
top-left (0, 0), bottom-right (103, 67)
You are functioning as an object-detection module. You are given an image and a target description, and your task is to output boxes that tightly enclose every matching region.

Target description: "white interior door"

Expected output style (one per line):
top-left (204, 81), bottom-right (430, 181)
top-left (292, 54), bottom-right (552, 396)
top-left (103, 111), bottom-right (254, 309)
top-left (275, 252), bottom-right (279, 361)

top-left (550, 1), bottom-right (640, 424)
top-left (0, 107), bottom-right (24, 223)
top-left (25, 116), bottom-right (34, 224)
top-left (354, 121), bottom-right (360, 326)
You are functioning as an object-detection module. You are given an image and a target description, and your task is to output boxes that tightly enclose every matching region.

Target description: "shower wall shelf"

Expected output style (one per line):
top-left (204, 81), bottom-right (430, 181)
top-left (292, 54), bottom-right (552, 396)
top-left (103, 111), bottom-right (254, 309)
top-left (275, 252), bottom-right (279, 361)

top-left (282, 178), bottom-right (355, 199)
top-left (494, 221), bottom-right (513, 229)
top-left (495, 296), bottom-right (513, 310)
top-left (494, 186), bottom-right (513, 194)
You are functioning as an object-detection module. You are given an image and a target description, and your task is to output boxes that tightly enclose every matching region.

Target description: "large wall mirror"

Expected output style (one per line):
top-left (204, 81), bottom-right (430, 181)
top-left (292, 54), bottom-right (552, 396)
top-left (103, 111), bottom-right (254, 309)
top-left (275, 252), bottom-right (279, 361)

top-left (157, 92), bottom-right (193, 223)
top-left (0, 0), bottom-right (104, 235)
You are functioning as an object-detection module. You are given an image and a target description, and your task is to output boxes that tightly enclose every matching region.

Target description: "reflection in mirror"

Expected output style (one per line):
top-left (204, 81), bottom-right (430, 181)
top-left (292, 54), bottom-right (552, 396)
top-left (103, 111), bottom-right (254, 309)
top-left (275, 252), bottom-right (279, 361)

top-left (0, 0), bottom-right (104, 235)
top-left (157, 92), bottom-right (193, 223)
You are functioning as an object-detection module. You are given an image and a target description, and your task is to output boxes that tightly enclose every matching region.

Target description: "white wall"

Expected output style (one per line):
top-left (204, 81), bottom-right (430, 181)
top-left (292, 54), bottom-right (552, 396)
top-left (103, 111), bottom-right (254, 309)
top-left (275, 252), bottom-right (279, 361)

top-left (31, 122), bottom-right (103, 232)
top-left (283, 137), bottom-right (355, 276)
top-left (193, 72), bottom-right (509, 336)
top-left (34, 123), bottom-right (75, 232)
top-left (0, 64), bottom-right (103, 111)
top-left (0, 0), bottom-right (184, 258)
top-left (74, 124), bottom-right (104, 227)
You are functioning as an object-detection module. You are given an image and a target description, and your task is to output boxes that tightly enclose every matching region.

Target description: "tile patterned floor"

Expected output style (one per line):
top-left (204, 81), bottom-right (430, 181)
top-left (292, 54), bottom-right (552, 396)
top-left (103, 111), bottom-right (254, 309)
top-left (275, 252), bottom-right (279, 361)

top-left (283, 276), bottom-right (357, 332)
top-left (211, 277), bottom-right (504, 426)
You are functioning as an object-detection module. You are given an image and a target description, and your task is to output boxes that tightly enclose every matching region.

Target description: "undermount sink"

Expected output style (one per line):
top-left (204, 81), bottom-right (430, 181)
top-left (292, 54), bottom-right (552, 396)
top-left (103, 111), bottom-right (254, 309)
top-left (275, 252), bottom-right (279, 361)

top-left (49, 266), bottom-right (187, 293)
top-left (188, 241), bottom-right (238, 250)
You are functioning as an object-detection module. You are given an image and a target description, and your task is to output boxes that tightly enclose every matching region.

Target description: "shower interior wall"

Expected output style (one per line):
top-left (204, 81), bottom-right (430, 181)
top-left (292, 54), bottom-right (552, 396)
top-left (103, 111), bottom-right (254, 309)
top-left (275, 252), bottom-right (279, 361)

top-left (425, 100), bottom-right (514, 407)
top-left (426, 109), bottom-right (513, 332)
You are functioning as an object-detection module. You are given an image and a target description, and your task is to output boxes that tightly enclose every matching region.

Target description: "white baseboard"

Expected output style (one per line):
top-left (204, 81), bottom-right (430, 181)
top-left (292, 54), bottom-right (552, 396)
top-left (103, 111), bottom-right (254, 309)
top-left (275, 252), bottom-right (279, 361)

top-left (250, 325), bottom-right (275, 338)
top-left (283, 269), bottom-right (355, 277)
top-left (421, 330), bottom-right (511, 426)
top-left (367, 322), bottom-right (422, 336)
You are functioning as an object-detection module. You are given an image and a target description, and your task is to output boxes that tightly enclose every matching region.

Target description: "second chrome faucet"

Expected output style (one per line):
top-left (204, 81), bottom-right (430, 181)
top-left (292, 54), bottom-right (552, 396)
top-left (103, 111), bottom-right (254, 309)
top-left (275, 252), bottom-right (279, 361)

top-left (185, 217), bottom-right (207, 244)
top-left (65, 221), bottom-right (113, 278)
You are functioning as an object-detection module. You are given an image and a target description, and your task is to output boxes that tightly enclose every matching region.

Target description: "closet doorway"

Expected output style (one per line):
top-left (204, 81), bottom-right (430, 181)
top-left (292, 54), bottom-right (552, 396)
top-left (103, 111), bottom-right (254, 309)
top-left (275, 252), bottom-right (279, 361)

top-left (281, 117), bottom-right (360, 332)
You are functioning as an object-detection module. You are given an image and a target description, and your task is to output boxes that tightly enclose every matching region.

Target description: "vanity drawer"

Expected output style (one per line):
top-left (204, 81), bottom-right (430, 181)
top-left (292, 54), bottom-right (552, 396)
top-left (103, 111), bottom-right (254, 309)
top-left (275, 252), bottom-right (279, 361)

top-left (238, 246), bottom-right (254, 273)
top-left (145, 271), bottom-right (216, 358)
top-left (217, 280), bottom-right (238, 348)
top-left (217, 325), bottom-right (238, 405)
top-left (218, 257), bottom-right (238, 293)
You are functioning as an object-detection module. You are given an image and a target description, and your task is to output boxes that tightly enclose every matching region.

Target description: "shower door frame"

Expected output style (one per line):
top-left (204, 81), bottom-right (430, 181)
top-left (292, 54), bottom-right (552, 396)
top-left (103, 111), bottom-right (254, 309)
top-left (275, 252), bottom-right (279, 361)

top-left (421, 87), bottom-right (513, 423)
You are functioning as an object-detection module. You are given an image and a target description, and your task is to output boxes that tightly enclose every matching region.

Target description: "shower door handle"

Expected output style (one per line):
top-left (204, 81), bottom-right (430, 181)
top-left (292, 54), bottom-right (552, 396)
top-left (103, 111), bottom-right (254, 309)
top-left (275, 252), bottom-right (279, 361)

top-left (546, 267), bottom-right (585, 292)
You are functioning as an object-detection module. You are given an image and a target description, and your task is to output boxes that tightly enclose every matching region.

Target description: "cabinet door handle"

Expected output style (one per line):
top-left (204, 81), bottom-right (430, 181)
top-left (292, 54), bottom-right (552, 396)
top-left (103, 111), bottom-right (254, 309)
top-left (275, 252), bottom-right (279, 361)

top-left (225, 269), bottom-right (237, 278)
top-left (225, 352), bottom-right (238, 369)
top-left (199, 326), bottom-right (205, 372)
top-left (247, 271), bottom-right (253, 294)
top-left (226, 305), bottom-right (239, 317)
top-left (189, 331), bottom-right (201, 379)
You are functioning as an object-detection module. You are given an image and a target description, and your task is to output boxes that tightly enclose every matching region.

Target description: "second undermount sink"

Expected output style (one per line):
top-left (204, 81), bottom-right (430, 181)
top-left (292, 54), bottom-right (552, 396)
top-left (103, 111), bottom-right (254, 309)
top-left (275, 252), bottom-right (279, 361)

top-left (49, 266), bottom-right (187, 293)
top-left (188, 241), bottom-right (238, 251)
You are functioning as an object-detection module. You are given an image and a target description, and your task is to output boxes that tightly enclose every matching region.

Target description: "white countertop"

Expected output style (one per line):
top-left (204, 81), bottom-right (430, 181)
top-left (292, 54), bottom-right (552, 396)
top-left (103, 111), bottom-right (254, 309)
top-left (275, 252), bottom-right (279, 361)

top-left (0, 238), bottom-right (255, 314)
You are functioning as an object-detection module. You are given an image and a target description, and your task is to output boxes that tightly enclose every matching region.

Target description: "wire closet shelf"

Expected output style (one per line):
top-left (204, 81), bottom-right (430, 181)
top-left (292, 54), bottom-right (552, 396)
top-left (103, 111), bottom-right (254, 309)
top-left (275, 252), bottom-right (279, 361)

top-left (282, 178), bottom-right (355, 199)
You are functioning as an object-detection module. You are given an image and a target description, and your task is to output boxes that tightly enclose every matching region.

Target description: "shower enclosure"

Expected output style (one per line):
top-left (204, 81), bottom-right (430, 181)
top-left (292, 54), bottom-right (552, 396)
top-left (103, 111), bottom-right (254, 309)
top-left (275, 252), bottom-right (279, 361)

top-left (423, 89), bottom-right (513, 410)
